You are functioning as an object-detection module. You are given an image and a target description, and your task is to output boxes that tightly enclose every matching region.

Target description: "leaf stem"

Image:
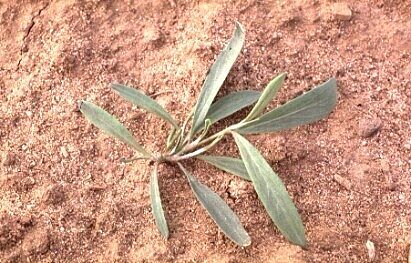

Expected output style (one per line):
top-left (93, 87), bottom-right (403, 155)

top-left (120, 156), bottom-right (150, 163)
top-left (170, 134), bottom-right (224, 161)
top-left (180, 108), bottom-right (195, 142)
top-left (193, 120), bottom-right (250, 149)
top-left (164, 119), bottom-right (253, 163)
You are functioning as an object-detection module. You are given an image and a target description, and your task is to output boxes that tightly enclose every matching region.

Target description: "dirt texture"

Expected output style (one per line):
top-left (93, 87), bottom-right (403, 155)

top-left (0, 0), bottom-right (410, 262)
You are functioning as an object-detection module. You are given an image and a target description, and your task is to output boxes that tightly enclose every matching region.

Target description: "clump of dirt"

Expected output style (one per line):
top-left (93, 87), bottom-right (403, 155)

top-left (0, 214), bottom-right (33, 250)
top-left (0, 0), bottom-right (410, 262)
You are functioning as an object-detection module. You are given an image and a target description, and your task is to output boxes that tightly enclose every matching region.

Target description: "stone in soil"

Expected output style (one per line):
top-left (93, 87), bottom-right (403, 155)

top-left (359, 118), bottom-right (382, 138)
top-left (331, 3), bottom-right (352, 21)
top-left (320, 3), bottom-right (352, 21)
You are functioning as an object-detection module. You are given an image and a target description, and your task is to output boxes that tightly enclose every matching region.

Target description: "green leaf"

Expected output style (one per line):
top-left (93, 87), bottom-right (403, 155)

top-left (150, 165), bottom-right (169, 239)
top-left (237, 78), bottom-right (337, 134)
top-left (177, 163), bottom-right (251, 246)
top-left (197, 155), bottom-right (251, 181)
top-left (166, 127), bottom-right (177, 150)
top-left (191, 22), bottom-right (245, 135)
top-left (78, 100), bottom-right (150, 156)
top-left (232, 132), bottom-right (306, 247)
top-left (166, 127), bottom-right (182, 151)
top-left (111, 83), bottom-right (179, 128)
top-left (193, 90), bottom-right (261, 133)
top-left (244, 73), bottom-right (286, 122)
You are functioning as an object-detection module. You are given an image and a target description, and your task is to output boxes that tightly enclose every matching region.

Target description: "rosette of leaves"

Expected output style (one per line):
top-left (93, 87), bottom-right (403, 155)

top-left (78, 22), bottom-right (337, 247)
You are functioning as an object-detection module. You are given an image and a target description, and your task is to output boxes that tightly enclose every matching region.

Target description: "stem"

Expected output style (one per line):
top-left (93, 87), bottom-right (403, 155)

top-left (168, 134), bottom-right (224, 161)
top-left (166, 127), bottom-right (177, 150)
top-left (120, 156), bottom-right (150, 163)
top-left (193, 119), bottom-right (211, 144)
top-left (165, 120), bottom-right (252, 162)
top-left (176, 127), bottom-right (228, 156)
top-left (189, 120), bottom-right (250, 150)
top-left (195, 128), bottom-right (228, 148)
top-left (168, 130), bottom-right (183, 155)
top-left (180, 108), bottom-right (194, 142)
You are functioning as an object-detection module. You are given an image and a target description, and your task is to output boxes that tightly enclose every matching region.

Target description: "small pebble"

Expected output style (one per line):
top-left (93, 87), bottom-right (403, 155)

top-left (359, 118), bottom-right (382, 138)
top-left (333, 174), bottom-right (352, 190)
top-left (60, 146), bottom-right (69, 158)
top-left (404, 140), bottom-right (411, 150)
top-left (387, 182), bottom-right (397, 191)
top-left (227, 180), bottom-right (250, 198)
top-left (331, 3), bottom-right (352, 21)
top-left (320, 2), bottom-right (352, 22)
top-left (380, 159), bottom-right (390, 172)
top-left (142, 26), bottom-right (164, 47)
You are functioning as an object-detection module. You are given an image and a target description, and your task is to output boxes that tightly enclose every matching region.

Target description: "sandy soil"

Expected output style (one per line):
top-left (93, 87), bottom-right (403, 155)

top-left (0, 0), bottom-right (410, 262)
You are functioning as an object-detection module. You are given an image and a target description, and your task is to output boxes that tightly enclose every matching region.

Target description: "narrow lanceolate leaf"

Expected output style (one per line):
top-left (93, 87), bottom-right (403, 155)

top-left (177, 163), bottom-right (251, 246)
top-left (197, 155), bottom-right (251, 181)
top-left (244, 73), bottom-right (286, 122)
top-left (166, 127), bottom-right (178, 150)
top-left (78, 100), bottom-right (150, 156)
top-left (150, 165), bottom-right (169, 239)
top-left (237, 78), bottom-right (337, 134)
top-left (111, 84), bottom-right (179, 128)
top-left (193, 90), bottom-right (261, 133)
top-left (232, 132), bottom-right (306, 247)
top-left (191, 22), bottom-right (245, 135)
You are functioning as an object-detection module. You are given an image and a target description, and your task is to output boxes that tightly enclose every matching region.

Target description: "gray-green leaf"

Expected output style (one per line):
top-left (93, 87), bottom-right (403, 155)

top-left (232, 132), bottom-right (306, 247)
top-left (177, 163), bottom-right (251, 246)
top-left (244, 73), bottom-right (286, 121)
top-left (150, 165), bottom-right (169, 239)
top-left (197, 155), bottom-right (251, 181)
top-left (166, 127), bottom-right (181, 150)
top-left (111, 83), bottom-right (179, 128)
top-left (79, 100), bottom-right (150, 156)
top-left (237, 78), bottom-right (337, 134)
top-left (191, 22), bottom-right (245, 135)
top-left (193, 90), bottom-right (261, 133)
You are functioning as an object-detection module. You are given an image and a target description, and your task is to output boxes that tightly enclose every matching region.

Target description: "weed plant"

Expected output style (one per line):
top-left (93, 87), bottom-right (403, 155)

top-left (79, 22), bottom-right (337, 247)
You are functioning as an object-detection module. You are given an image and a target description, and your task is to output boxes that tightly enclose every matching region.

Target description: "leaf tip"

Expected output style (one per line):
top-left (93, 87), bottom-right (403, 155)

top-left (242, 236), bottom-right (252, 247)
top-left (275, 72), bottom-right (287, 86)
top-left (329, 77), bottom-right (337, 85)
top-left (294, 236), bottom-right (307, 248)
top-left (77, 100), bottom-right (85, 111)
top-left (235, 21), bottom-right (245, 34)
top-left (273, 72), bottom-right (287, 86)
top-left (324, 77), bottom-right (338, 105)
top-left (279, 72), bottom-right (287, 79)
top-left (161, 229), bottom-right (170, 239)
top-left (324, 78), bottom-right (337, 93)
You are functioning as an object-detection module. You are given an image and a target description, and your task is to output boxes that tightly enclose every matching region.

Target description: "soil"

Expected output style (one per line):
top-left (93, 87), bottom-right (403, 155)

top-left (0, 0), bottom-right (410, 262)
